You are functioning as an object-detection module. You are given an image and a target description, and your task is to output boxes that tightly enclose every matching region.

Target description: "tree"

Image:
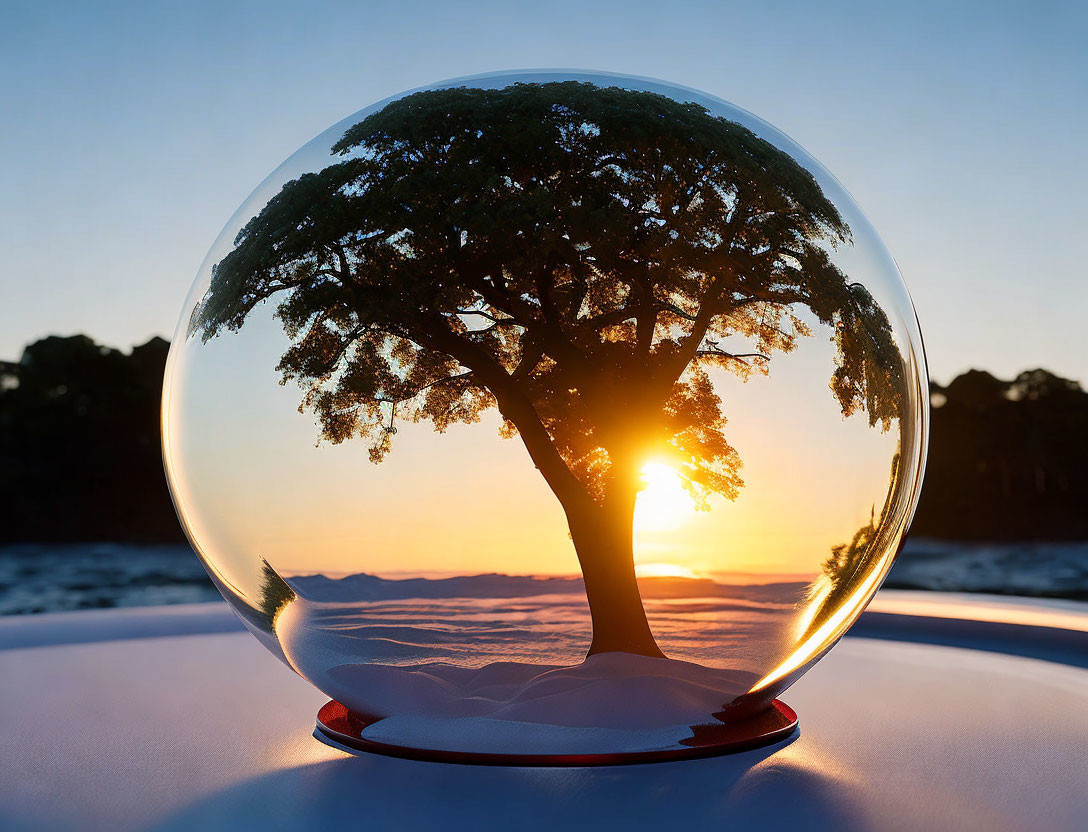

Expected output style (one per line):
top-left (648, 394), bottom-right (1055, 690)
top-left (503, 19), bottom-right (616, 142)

top-left (801, 448), bottom-right (903, 641)
top-left (257, 557), bottom-right (297, 630)
top-left (0, 334), bottom-right (183, 543)
top-left (194, 82), bottom-right (903, 657)
top-left (912, 368), bottom-right (1088, 540)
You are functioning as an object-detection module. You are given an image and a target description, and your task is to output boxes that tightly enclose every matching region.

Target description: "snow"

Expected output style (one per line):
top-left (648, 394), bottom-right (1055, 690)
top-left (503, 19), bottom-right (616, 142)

top-left (326, 653), bottom-right (755, 754)
top-left (278, 586), bottom-right (766, 754)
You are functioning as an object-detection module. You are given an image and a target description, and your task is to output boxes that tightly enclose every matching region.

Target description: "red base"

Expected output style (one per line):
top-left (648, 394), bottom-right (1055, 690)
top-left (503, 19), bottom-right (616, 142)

top-left (314, 699), bottom-right (798, 766)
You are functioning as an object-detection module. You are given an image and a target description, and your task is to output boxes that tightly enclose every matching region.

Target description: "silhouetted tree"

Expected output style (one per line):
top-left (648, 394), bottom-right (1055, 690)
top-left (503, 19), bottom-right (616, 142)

top-left (798, 443), bottom-right (906, 640)
top-left (256, 557), bottom-right (297, 629)
top-left (912, 368), bottom-right (1088, 540)
top-left (0, 335), bottom-right (184, 542)
top-left (195, 82), bottom-right (903, 656)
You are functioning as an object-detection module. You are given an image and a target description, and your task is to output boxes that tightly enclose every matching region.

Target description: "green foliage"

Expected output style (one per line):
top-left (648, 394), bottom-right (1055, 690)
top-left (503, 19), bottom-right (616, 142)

top-left (195, 82), bottom-right (903, 512)
top-left (800, 450), bottom-right (903, 640)
top-left (822, 508), bottom-right (881, 590)
top-left (256, 558), bottom-right (296, 629)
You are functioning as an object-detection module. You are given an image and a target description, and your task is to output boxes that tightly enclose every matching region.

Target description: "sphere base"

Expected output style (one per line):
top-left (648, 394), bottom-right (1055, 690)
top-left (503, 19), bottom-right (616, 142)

top-left (313, 699), bottom-right (798, 766)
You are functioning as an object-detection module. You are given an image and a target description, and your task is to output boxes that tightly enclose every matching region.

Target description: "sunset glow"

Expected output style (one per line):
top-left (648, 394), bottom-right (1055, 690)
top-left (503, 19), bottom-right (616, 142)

top-left (635, 462), bottom-right (696, 532)
top-left (634, 562), bottom-right (702, 579)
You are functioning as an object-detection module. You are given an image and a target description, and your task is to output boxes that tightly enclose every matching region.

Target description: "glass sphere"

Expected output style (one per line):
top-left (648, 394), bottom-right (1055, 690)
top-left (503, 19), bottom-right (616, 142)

top-left (163, 71), bottom-right (928, 756)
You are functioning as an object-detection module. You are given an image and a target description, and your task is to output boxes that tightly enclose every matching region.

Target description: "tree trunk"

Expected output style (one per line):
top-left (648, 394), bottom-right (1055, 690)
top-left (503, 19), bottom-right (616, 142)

top-left (565, 494), bottom-right (665, 659)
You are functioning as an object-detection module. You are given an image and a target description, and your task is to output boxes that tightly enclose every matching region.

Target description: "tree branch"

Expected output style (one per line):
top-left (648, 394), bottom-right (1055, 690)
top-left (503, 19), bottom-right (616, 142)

top-left (694, 348), bottom-right (770, 363)
top-left (312, 325), bottom-right (364, 377)
top-left (417, 316), bottom-right (593, 511)
top-left (512, 339), bottom-right (545, 382)
top-left (373, 371), bottom-right (476, 405)
top-left (453, 257), bottom-right (593, 385)
top-left (658, 302), bottom-right (697, 322)
top-left (581, 306), bottom-right (636, 330)
top-left (455, 308), bottom-right (517, 325)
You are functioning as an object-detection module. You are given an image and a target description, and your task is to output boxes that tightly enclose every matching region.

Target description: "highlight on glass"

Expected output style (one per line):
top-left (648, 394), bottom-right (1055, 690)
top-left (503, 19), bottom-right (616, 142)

top-left (162, 71), bottom-right (928, 759)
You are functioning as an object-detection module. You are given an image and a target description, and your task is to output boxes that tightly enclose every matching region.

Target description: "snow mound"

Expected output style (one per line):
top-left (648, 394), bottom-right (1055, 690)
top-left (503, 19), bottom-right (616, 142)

top-left (313, 652), bottom-right (758, 752)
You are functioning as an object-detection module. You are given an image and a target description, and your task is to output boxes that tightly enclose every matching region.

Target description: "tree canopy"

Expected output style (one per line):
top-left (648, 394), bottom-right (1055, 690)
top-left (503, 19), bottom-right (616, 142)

top-left (195, 81), bottom-right (903, 519)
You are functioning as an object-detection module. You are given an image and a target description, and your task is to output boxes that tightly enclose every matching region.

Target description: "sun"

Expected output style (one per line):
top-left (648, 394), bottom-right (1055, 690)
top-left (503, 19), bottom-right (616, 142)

top-left (634, 562), bottom-right (701, 579)
top-left (635, 462), bottom-right (695, 532)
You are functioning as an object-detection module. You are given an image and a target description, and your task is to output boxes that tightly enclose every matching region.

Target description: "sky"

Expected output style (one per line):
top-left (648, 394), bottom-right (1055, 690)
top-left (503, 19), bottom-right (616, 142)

top-left (2, 0), bottom-right (1086, 388)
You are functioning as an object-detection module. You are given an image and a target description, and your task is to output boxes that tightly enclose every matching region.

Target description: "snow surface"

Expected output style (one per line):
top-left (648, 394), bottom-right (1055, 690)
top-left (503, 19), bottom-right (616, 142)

top-left (328, 653), bottom-right (755, 754)
top-left (276, 585), bottom-right (769, 753)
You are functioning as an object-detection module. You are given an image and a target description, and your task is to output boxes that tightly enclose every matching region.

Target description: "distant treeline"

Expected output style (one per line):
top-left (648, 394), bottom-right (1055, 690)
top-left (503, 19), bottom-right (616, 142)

top-left (913, 368), bottom-right (1088, 540)
top-left (0, 335), bottom-right (183, 542)
top-left (1, 335), bottom-right (1086, 542)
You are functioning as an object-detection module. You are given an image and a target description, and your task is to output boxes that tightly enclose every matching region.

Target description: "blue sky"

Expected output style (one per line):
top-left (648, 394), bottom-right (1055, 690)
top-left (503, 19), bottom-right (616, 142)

top-left (1, 0), bottom-right (1085, 383)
